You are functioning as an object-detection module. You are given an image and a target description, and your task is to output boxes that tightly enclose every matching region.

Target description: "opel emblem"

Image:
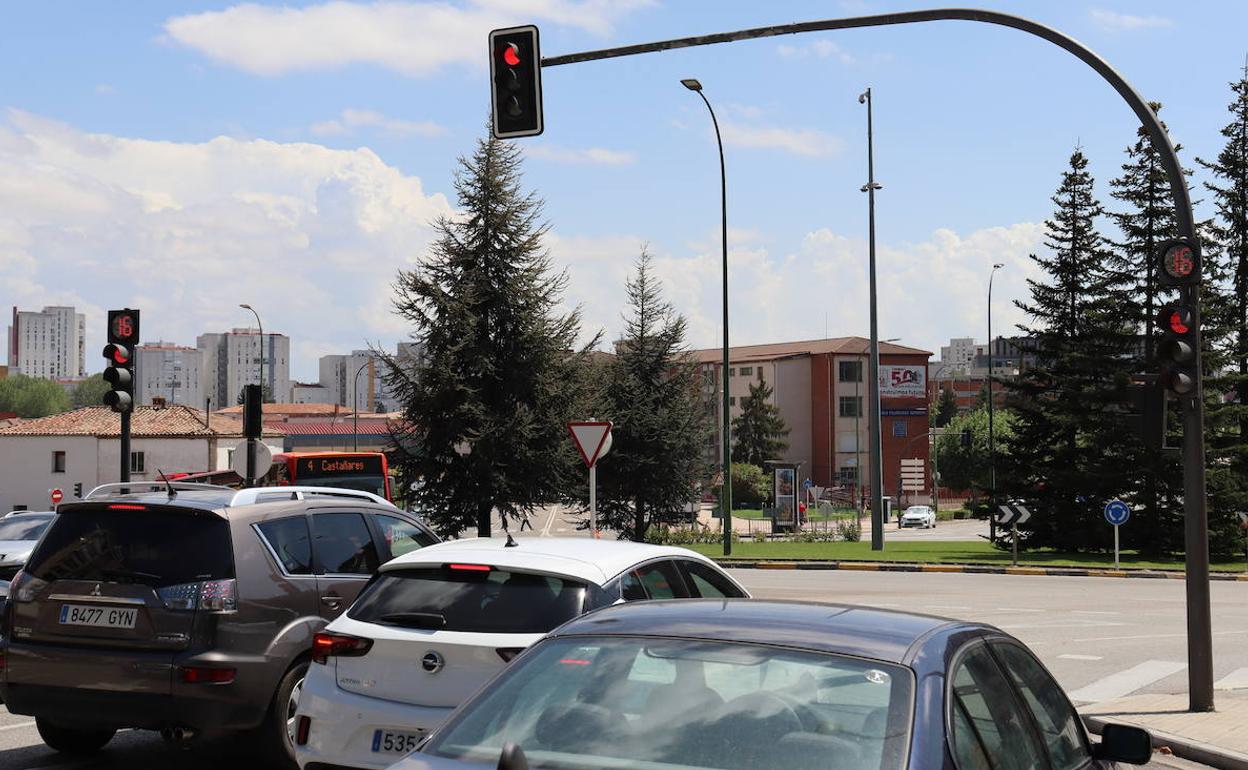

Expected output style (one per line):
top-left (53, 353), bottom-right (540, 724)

top-left (421, 651), bottom-right (444, 674)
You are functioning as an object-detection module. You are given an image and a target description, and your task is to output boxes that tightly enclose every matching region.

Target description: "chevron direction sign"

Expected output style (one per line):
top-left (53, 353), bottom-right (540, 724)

top-left (996, 502), bottom-right (1031, 526)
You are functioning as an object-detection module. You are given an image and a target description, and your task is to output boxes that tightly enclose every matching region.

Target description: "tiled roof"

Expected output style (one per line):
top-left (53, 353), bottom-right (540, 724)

top-left (690, 336), bottom-right (932, 365)
top-left (277, 421), bottom-right (394, 436)
top-left (215, 402), bottom-right (349, 417)
top-left (0, 405), bottom-right (282, 438)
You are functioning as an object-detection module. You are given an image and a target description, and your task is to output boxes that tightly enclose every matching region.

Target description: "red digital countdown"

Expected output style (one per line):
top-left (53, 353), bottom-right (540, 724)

top-left (111, 313), bottom-right (136, 342)
top-left (1162, 243), bottom-right (1195, 281)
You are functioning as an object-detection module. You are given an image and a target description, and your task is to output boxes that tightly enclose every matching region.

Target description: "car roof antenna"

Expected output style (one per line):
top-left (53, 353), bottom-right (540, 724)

top-left (157, 469), bottom-right (176, 499)
top-left (504, 531), bottom-right (519, 548)
top-left (497, 742), bottom-right (530, 770)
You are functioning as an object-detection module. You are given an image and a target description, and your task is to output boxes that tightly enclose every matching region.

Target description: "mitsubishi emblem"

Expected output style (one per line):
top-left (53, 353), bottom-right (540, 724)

top-left (90, 583), bottom-right (102, 597)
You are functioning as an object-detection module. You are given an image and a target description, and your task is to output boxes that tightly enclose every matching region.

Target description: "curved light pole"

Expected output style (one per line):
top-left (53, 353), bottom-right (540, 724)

top-left (239, 304), bottom-right (264, 401)
top-left (352, 359), bottom-right (370, 452)
top-left (986, 263), bottom-right (1003, 541)
top-left (859, 88), bottom-right (885, 551)
top-left (682, 77), bottom-right (733, 557)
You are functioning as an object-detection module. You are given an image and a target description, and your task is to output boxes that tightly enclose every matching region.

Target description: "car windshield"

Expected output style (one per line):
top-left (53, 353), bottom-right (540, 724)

top-left (0, 514), bottom-right (55, 541)
top-left (426, 635), bottom-right (914, 770)
top-left (904, 508), bottom-right (929, 515)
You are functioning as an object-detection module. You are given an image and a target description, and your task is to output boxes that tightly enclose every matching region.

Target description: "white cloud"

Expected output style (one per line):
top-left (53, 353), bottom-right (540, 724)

top-left (94, 84), bottom-right (116, 96)
top-left (777, 39), bottom-right (855, 65)
top-left (163, 0), bottom-right (654, 77)
top-left (719, 122), bottom-right (843, 158)
top-left (0, 109), bottom-right (452, 381)
top-left (310, 108), bottom-right (446, 138)
top-left (1089, 9), bottom-right (1172, 31)
top-left (525, 144), bottom-right (636, 165)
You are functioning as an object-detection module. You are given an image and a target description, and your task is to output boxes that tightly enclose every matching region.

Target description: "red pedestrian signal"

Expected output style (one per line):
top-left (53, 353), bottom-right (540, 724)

top-left (489, 25), bottom-right (543, 138)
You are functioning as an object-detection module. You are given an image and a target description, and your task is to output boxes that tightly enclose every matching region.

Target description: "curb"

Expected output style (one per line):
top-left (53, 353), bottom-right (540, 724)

top-left (1083, 714), bottom-right (1248, 770)
top-left (711, 558), bottom-right (1248, 580)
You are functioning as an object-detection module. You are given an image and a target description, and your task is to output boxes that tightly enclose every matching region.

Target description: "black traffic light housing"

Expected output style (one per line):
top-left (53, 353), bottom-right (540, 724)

top-left (103, 308), bottom-right (139, 413)
top-left (489, 25), bottom-right (543, 139)
top-left (1124, 374), bottom-right (1167, 451)
top-left (1157, 238), bottom-right (1200, 288)
top-left (1157, 304), bottom-right (1197, 398)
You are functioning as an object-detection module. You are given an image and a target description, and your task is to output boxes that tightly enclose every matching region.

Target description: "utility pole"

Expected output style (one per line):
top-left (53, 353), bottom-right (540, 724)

top-left (860, 88), bottom-right (885, 551)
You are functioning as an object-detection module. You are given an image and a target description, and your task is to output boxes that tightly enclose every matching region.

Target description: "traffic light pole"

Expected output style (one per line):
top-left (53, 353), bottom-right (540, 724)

top-left (120, 410), bottom-right (131, 483)
top-left (537, 5), bottom-right (1212, 712)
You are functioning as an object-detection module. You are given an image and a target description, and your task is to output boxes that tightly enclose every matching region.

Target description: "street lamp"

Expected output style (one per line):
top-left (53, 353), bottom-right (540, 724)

top-left (987, 263), bottom-right (1004, 540)
top-left (239, 304), bottom-right (264, 402)
top-left (352, 359), bottom-right (370, 452)
top-left (683, 77), bottom-right (733, 557)
top-left (859, 87), bottom-right (886, 551)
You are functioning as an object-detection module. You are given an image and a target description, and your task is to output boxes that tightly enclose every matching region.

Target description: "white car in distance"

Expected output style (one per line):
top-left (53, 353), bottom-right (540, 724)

top-left (293, 537), bottom-right (749, 770)
top-left (900, 505), bottom-right (937, 529)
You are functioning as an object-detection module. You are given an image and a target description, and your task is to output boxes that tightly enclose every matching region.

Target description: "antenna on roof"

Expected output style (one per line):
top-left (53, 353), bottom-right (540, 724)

top-left (156, 469), bottom-right (176, 498)
top-left (504, 532), bottom-right (519, 548)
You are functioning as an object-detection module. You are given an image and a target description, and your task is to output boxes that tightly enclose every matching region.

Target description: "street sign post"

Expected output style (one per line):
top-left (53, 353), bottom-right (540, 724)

top-left (568, 421), bottom-right (612, 537)
top-left (50, 488), bottom-right (63, 506)
top-left (1105, 499), bottom-right (1131, 569)
top-left (996, 502), bottom-right (1031, 567)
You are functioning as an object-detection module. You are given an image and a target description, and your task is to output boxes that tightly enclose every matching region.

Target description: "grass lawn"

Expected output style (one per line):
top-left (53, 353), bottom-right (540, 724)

top-left (686, 540), bottom-right (1248, 572)
top-left (727, 508), bottom-right (856, 522)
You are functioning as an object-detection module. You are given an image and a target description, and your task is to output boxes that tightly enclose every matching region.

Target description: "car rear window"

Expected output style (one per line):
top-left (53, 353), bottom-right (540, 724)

top-left (348, 567), bottom-right (587, 634)
top-left (24, 506), bottom-right (234, 588)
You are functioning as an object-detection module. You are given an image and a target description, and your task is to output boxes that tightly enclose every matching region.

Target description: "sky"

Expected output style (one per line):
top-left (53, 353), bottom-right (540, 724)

top-left (2, 0), bottom-right (1246, 382)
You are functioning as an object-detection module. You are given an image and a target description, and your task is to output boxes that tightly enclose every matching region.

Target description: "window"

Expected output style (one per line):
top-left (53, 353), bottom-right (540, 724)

top-left (839, 359), bottom-right (863, 382)
top-left (993, 643), bottom-right (1090, 770)
top-left (949, 645), bottom-right (1046, 770)
top-left (739, 366), bottom-right (753, 377)
top-left (839, 466), bottom-right (859, 485)
top-left (892, 421), bottom-right (908, 438)
top-left (257, 516), bottom-right (313, 575)
top-left (52, 451), bottom-right (66, 473)
top-left (376, 514), bottom-right (436, 558)
top-left (130, 451), bottom-right (145, 473)
top-left (311, 512), bottom-right (381, 575)
top-left (678, 561), bottom-right (743, 599)
top-left (839, 396), bottom-right (862, 418)
top-left (621, 561), bottom-right (685, 601)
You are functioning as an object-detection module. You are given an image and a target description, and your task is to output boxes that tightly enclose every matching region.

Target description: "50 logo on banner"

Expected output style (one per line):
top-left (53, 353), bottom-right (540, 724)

top-left (879, 365), bottom-right (926, 397)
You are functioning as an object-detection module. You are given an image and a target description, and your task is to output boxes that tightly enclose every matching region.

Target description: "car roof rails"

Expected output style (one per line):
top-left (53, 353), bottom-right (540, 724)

top-left (84, 481), bottom-right (236, 499)
top-left (228, 486), bottom-right (396, 508)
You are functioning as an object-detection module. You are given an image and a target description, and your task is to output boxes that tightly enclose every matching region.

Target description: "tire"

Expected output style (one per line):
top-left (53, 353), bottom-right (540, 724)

top-left (35, 717), bottom-right (115, 755)
top-left (256, 659), bottom-right (309, 770)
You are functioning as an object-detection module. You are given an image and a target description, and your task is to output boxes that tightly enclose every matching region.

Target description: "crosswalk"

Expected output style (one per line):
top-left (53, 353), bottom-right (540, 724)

top-left (1067, 663), bottom-right (1248, 704)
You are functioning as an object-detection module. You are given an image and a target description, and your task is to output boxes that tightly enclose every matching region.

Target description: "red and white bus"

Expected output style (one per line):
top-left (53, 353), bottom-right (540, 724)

top-left (178, 451), bottom-right (393, 501)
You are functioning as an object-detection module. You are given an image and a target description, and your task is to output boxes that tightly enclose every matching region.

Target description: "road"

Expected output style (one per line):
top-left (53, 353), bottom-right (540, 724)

top-left (1, 563), bottom-right (1239, 768)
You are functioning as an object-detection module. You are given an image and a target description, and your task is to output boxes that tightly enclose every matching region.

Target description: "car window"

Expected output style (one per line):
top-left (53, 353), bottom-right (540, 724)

top-left (375, 513), bottom-right (435, 558)
top-left (949, 645), bottom-right (1046, 770)
top-left (625, 561), bottom-right (685, 600)
top-left (257, 516), bottom-right (313, 575)
top-left (679, 560), bottom-right (744, 599)
top-left (992, 643), bottom-right (1091, 770)
top-left (0, 514), bottom-right (55, 541)
top-left (311, 512), bottom-right (380, 575)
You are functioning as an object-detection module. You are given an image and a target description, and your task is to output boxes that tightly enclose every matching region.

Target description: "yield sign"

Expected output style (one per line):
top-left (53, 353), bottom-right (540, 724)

top-left (568, 421), bottom-right (612, 468)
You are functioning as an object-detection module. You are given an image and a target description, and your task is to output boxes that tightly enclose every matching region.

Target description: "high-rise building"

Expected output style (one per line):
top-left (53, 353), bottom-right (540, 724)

top-left (135, 342), bottom-right (204, 407)
top-left (319, 350), bottom-right (379, 412)
top-left (197, 328), bottom-right (291, 408)
top-left (7, 306), bottom-right (86, 380)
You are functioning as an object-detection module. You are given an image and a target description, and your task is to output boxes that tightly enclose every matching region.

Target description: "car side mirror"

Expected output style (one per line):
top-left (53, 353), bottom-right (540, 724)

top-left (1093, 723), bottom-right (1152, 765)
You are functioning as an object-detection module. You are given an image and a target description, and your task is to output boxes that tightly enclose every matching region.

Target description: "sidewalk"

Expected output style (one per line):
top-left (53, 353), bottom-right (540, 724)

top-left (1083, 690), bottom-right (1248, 770)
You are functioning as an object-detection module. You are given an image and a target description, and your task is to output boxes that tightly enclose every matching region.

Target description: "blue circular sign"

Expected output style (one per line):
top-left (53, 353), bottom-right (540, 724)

top-left (1104, 499), bottom-right (1131, 526)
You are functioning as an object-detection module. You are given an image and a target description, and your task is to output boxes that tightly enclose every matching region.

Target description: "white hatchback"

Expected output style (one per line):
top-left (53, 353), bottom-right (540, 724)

top-left (900, 505), bottom-right (937, 528)
top-left (292, 537), bottom-right (749, 770)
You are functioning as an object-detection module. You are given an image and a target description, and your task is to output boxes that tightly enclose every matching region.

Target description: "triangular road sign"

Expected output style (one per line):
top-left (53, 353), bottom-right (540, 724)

top-left (568, 421), bottom-right (612, 468)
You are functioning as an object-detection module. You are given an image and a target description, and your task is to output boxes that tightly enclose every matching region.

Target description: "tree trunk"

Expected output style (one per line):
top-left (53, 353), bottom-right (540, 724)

top-left (477, 499), bottom-right (492, 538)
top-left (633, 500), bottom-right (646, 543)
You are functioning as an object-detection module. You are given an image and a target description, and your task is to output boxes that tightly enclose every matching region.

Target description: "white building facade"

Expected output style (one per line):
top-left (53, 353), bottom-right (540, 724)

top-left (135, 342), bottom-right (204, 408)
top-left (7, 305), bottom-right (86, 380)
top-left (198, 328), bottom-right (291, 408)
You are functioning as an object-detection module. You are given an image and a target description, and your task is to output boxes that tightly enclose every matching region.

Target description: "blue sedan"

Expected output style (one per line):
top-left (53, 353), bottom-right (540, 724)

top-left (387, 600), bottom-right (1153, 770)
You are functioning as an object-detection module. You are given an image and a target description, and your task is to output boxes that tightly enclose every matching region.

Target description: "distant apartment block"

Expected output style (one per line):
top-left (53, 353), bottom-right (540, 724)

top-left (197, 328), bottom-right (291, 408)
top-left (135, 342), bottom-right (204, 407)
top-left (7, 306), bottom-right (86, 380)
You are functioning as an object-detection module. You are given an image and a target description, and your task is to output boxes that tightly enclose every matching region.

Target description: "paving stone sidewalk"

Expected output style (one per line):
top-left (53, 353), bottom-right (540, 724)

top-left (1083, 690), bottom-right (1248, 770)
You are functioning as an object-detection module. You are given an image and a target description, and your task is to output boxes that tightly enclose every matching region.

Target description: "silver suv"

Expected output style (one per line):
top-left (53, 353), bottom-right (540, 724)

top-left (1, 482), bottom-right (438, 768)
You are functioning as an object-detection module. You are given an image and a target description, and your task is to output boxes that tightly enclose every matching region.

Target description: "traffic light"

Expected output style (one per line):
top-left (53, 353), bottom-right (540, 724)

top-left (489, 25), bottom-right (543, 139)
top-left (1157, 304), bottom-right (1197, 397)
top-left (103, 308), bottom-right (139, 413)
top-left (1157, 238), bottom-right (1200, 288)
top-left (73, 482), bottom-right (83, 498)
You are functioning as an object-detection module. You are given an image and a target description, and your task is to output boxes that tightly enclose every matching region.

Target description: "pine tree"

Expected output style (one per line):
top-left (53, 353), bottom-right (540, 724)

top-left (590, 249), bottom-right (712, 541)
top-left (1001, 149), bottom-right (1136, 552)
top-left (731, 378), bottom-right (790, 466)
top-left (385, 134), bottom-right (592, 538)
top-left (934, 386), bottom-right (958, 427)
top-left (1197, 63), bottom-right (1248, 554)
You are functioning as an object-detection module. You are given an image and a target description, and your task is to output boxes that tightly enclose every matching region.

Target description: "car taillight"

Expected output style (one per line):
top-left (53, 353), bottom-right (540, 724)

top-left (180, 666), bottom-right (237, 684)
top-left (496, 647), bottom-right (524, 663)
top-left (10, 570), bottom-right (47, 603)
top-left (311, 632), bottom-right (373, 665)
top-left (157, 579), bottom-right (237, 612)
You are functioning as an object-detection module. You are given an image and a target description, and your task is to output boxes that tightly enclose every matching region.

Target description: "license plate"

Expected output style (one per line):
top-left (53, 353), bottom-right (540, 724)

top-left (59, 604), bottom-right (138, 630)
top-left (371, 728), bottom-right (424, 754)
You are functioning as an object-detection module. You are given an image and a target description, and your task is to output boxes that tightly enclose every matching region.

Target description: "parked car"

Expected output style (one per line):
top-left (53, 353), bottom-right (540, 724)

top-left (0, 510), bottom-right (57, 580)
top-left (293, 537), bottom-right (749, 770)
top-left (1, 482), bottom-right (437, 768)
top-left (900, 505), bottom-right (937, 529)
top-left (395, 599), bottom-right (1153, 770)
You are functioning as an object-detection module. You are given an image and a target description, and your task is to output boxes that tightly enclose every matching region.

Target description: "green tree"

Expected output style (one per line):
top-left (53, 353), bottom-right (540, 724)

top-left (384, 133), bottom-right (592, 538)
top-left (731, 378), bottom-right (789, 466)
top-left (730, 462), bottom-right (769, 507)
top-left (591, 250), bottom-right (711, 540)
top-left (0, 374), bottom-right (71, 417)
top-left (1000, 148), bottom-right (1137, 553)
top-left (933, 385), bottom-right (959, 427)
top-left (934, 407), bottom-right (1013, 494)
top-left (70, 373), bottom-right (110, 409)
top-left (235, 383), bottom-right (273, 405)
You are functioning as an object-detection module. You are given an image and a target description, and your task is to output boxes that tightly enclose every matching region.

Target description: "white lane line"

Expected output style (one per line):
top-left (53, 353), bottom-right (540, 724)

top-left (1072, 610), bottom-right (1119, 616)
top-left (1058, 654), bottom-right (1104, 661)
top-left (1215, 667), bottom-right (1248, 691)
top-left (0, 721), bottom-right (35, 732)
top-left (1074, 629), bottom-right (1248, 643)
top-left (1067, 660), bottom-right (1187, 703)
top-left (541, 506), bottom-right (558, 537)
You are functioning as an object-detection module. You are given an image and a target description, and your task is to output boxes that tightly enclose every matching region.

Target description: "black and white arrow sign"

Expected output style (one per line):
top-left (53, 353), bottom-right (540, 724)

top-left (997, 503), bottom-right (1032, 526)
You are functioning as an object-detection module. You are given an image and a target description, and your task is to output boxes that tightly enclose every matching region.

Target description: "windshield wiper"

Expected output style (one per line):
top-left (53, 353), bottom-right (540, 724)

top-left (377, 612), bottom-right (446, 629)
top-left (97, 568), bottom-right (163, 586)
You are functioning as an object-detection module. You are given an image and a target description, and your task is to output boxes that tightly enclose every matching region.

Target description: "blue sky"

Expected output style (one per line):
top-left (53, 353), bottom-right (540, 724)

top-left (2, 1), bottom-right (1245, 382)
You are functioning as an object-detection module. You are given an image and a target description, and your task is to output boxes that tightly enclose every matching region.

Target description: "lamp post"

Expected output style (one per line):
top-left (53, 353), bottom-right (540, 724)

top-left (986, 263), bottom-right (1004, 541)
top-left (859, 88), bottom-right (885, 551)
top-left (683, 77), bottom-right (733, 556)
top-left (239, 304), bottom-right (264, 401)
top-left (352, 359), bottom-right (370, 452)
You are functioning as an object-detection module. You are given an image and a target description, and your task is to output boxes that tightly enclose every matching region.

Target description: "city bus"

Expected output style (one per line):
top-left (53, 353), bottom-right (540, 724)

top-left (177, 451), bottom-right (393, 501)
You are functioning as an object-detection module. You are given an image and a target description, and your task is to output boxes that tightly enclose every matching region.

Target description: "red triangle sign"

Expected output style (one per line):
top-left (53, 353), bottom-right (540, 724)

top-left (568, 421), bottom-right (612, 468)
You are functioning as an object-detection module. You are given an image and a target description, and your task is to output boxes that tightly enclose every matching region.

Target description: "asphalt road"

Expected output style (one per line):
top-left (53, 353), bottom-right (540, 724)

top-left (0, 563), bottom-right (1239, 768)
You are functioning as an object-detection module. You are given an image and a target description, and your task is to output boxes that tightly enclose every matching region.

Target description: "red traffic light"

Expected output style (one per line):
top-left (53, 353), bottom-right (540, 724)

top-left (503, 43), bottom-right (520, 67)
top-left (1164, 308), bottom-right (1190, 335)
top-left (103, 343), bottom-right (130, 365)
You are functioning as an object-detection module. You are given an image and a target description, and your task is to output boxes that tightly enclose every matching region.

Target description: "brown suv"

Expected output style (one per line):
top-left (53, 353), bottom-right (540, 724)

top-left (1, 482), bottom-right (438, 767)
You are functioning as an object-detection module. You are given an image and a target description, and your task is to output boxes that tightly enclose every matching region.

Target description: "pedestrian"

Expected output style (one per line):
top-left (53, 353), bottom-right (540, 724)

top-left (519, 511), bottom-right (533, 531)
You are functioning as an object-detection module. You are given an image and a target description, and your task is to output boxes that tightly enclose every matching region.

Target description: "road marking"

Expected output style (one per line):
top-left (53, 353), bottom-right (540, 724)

top-left (556, 528), bottom-right (568, 533)
top-left (1058, 654), bottom-right (1104, 661)
top-left (0, 721), bottom-right (35, 732)
top-left (1067, 660), bottom-right (1187, 703)
top-left (1071, 610), bottom-right (1119, 616)
top-left (541, 505), bottom-right (559, 537)
top-left (1074, 629), bottom-right (1248, 643)
top-left (1214, 667), bottom-right (1248, 690)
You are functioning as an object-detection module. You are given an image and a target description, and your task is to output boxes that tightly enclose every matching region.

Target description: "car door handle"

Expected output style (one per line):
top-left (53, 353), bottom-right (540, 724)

top-left (320, 596), bottom-right (342, 610)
